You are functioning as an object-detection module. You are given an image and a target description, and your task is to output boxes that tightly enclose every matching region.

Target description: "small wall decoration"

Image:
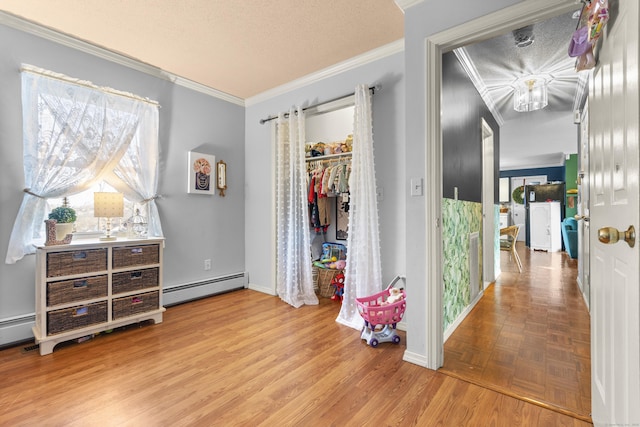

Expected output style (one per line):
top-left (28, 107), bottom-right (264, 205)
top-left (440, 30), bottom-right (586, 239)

top-left (187, 151), bottom-right (215, 195)
top-left (216, 160), bottom-right (227, 197)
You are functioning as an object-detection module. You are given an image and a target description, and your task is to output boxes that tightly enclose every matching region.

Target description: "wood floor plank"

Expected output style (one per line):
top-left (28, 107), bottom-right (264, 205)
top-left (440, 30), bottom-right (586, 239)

top-left (1, 278), bottom-right (592, 426)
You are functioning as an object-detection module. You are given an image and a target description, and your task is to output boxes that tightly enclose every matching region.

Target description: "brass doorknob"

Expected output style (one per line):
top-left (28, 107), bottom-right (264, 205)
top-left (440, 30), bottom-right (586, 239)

top-left (598, 225), bottom-right (636, 248)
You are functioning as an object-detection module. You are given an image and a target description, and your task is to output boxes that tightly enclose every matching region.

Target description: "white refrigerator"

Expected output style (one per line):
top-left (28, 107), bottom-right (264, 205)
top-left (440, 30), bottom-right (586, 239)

top-left (529, 201), bottom-right (561, 252)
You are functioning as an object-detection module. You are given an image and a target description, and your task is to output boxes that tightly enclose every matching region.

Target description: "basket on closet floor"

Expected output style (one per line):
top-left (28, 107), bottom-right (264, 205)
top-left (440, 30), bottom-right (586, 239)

top-left (314, 267), bottom-right (343, 298)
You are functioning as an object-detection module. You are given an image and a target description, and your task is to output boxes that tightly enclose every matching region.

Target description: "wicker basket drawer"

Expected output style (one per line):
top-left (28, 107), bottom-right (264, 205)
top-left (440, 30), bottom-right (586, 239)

top-left (47, 249), bottom-right (108, 278)
top-left (47, 275), bottom-right (108, 306)
top-left (47, 301), bottom-right (107, 335)
top-left (112, 244), bottom-right (159, 268)
top-left (112, 268), bottom-right (159, 294)
top-left (112, 291), bottom-right (159, 320)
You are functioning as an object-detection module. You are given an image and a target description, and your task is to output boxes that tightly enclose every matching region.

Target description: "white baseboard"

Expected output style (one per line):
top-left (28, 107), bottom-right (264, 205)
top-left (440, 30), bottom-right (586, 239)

top-left (403, 349), bottom-right (431, 367)
top-left (443, 290), bottom-right (484, 342)
top-left (247, 283), bottom-right (277, 296)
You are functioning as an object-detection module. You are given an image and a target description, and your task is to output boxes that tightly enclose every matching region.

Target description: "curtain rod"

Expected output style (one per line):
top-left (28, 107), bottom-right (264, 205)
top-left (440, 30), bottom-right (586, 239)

top-left (21, 64), bottom-right (161, 107)
top-left (259, 84), bottom-right (379, 124)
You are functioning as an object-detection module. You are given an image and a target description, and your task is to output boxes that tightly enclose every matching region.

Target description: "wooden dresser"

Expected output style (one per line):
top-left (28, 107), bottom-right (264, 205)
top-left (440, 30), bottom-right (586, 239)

top-left (33, 238), bottom-right (165, 355)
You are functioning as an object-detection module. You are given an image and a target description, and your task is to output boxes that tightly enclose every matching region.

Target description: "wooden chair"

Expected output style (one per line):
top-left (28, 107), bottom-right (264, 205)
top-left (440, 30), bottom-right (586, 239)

top-left (500, 225), bottom-right (522, 272)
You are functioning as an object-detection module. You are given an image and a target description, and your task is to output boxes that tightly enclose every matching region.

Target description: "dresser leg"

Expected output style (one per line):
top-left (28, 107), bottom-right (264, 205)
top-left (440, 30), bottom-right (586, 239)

top-left (39, 340), bottom-right (56, 356)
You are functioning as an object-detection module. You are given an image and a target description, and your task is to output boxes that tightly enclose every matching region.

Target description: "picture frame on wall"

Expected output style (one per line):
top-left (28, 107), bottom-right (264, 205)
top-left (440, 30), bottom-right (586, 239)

top-left (187, 151), bottom-right (215, 195)
top-left (336, 196), bottom-right (349, 240)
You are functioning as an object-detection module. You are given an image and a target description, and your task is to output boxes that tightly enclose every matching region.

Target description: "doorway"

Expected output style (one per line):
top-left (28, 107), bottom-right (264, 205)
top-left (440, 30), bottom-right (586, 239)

top-left (423, 0), bottom-right (585, 409)
top-left (423, 0), bottom-right (580, 370)
top-left (481, 118), bottom-right (495, 288)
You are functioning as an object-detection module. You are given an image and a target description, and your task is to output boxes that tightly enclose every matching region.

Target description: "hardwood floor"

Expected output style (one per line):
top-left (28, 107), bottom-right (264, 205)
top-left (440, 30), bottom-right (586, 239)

top-left (440, 241), bottom-right (591, 422)
top-left (0, 279), bottom-right (591, 426)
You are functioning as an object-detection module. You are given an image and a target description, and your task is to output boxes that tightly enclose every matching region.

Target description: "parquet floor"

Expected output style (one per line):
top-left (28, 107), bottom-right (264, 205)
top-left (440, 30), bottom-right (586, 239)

top-left (440, 241), bottom-right (591, 421)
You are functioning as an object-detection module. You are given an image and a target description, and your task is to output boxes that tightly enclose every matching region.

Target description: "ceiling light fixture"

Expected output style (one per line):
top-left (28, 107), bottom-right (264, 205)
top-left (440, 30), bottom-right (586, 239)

top-left (513, 77), bottom-right (548, 112)
top-left (512, 25), bottom-right (535, 48)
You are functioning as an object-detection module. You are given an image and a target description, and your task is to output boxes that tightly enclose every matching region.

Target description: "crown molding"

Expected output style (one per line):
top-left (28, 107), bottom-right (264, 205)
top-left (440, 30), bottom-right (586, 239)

top-left (394, 0), bottom-right (425, 13)
top-left (0, 11), bottom-right (244, 106)
top-left (245, 38), bottom-right (404, 107)
top-left (453, 47), bottom-right (504, 126)
top-left (171, 76), bottom-right (243, 106)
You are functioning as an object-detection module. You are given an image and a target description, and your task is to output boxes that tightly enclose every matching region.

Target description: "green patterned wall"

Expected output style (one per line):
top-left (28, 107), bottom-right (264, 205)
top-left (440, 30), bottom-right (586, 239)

top-left (442, 198), bottom-right (483, 331)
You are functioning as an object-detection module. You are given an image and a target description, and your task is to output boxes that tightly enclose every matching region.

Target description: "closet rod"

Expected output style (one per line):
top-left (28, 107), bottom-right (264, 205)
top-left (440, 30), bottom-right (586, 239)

top-left (259, 84), bottom-right (379, 124)
top-left (305, 152), bottom-right (352, 163)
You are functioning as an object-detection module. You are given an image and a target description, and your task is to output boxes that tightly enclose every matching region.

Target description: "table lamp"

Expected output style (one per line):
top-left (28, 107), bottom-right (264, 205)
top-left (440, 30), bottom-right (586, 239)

top-left (94, 192), bottom-right (124, 241)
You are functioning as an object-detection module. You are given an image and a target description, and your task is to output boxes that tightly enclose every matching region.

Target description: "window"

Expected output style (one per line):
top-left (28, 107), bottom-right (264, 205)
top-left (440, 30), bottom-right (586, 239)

top-left (48, 182), bottom-right (137, 235)
top-left (5, 65), bottom-right (162, 264)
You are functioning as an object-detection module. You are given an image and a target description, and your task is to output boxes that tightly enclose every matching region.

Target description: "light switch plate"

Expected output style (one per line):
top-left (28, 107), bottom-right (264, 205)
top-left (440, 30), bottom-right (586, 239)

top-left (410, 178), bottom-right (423, 196)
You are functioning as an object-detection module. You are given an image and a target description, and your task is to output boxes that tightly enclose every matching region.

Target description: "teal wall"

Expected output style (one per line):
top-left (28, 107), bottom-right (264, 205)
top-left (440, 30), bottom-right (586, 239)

top-left (442, 198), bottom-right (483, 331)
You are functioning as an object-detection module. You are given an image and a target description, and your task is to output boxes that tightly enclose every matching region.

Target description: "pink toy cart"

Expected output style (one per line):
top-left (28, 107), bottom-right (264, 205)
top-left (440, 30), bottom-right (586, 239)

top-left (356, 276), bottom-right (406, 347)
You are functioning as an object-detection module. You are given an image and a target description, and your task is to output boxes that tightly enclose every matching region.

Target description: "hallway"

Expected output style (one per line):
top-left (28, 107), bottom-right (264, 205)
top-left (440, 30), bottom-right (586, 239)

top-left (440, 241), bottom-right (591, 422)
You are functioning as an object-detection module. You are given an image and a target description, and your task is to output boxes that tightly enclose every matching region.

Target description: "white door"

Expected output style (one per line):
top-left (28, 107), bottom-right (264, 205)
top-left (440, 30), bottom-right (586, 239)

top-left (529, 203), bottom-right (551, 250)
top-left (482, 118), bottom-right (495, 285)
top-left (589, 1), bottom-right (640, 425)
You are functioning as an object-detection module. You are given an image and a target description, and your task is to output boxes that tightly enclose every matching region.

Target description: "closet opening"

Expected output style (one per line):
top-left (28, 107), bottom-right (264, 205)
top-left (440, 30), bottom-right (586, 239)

top-left (305, 102), bottom-right (354, 302)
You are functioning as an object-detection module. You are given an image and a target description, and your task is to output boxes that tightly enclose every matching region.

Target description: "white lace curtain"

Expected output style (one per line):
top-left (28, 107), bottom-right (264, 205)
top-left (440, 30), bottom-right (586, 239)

top-left (336, 84), bottom-right (382, 329)
top-left (275, 108), bottom-right (318, 307)
top-left (5, 66), bottom-right (161, 264)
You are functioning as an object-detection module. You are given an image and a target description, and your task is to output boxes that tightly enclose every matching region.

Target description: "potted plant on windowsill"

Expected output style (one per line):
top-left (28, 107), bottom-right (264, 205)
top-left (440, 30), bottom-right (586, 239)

top-left (48, 204), bottom-right (76, 241)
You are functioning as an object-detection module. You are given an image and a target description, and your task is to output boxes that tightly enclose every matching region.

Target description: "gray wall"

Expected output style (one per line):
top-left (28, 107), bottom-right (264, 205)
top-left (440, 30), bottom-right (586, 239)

top-left (244, 51), bottom-right (406, 296)
top-left (403, 0), bottom-right (522, 362)
top-left (0, 23), bottom-right (245, 345)
top-left (442, 51), bottom-right (500, 203)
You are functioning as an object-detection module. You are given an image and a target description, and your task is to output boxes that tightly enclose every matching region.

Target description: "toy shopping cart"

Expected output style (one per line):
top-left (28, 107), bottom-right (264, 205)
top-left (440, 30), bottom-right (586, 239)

top-left (356, 276), bottom-right (406, 347)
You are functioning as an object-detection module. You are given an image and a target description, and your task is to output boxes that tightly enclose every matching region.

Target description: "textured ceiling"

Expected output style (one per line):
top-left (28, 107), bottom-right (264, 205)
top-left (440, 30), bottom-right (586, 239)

top-left (0, 0), bottom-right (404, 99)
top-left (461, 9), bottom-right (584, 123)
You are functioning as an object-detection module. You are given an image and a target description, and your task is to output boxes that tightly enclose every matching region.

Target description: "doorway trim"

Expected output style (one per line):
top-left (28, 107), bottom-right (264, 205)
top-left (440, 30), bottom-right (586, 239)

top-left (482, 118), bottom-right (495, 286)
top-left (423, 0), bottom-right (579, 370)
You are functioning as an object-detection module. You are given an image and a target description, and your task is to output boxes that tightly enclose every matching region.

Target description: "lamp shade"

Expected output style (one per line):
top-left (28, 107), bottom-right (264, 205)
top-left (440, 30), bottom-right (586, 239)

top-left (94, 192), bottom-right (124, 218)
top-left (513, 78), bottom-right (548, 112)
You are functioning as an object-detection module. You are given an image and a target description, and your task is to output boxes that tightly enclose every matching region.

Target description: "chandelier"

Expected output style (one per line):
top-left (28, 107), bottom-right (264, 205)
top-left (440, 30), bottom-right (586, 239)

top-left (513, 77), bottom-right (548, 112)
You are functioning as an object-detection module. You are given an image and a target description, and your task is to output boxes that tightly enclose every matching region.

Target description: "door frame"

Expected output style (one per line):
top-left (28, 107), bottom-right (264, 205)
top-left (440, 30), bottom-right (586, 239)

top-left (577, 102), bottom-right (591, 309)
top-left (423, 0), bottom-right (579, 369)
top-left (481, 118), bottom-right (495, 287)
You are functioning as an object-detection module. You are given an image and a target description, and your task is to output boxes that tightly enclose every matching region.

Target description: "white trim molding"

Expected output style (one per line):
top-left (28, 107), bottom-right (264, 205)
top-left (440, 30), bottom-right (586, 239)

top-left (0, 11), bottom-right (244, 106)
top-left (245, 39), bottom-right (404, 107)
top-left (453, 47), bottom-right (505, 126)
top-left (420, 0), bottom-right (578, 371)
top-left (394, 0), bottom-right (425, 13)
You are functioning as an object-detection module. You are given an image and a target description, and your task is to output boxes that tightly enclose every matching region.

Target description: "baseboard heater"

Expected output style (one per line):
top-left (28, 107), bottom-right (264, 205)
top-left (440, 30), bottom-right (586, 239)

top-left (0, 313), bottom-right (36, 348)
top-left (163, 272), bottom-right (248, 306)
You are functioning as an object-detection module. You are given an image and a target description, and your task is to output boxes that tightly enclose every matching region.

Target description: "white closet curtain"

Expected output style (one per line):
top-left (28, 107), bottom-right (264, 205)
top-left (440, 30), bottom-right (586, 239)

top-left (5, 66), bottom-right (160, 264)
top-left (275, 108), bottom-right (318, 307)
top-left (336, 84), bottom-right (382, 329)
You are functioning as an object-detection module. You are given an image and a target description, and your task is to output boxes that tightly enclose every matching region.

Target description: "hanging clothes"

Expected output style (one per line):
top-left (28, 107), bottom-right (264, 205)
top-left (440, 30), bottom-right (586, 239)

top-left (306, 159), bottom-right (351, 234)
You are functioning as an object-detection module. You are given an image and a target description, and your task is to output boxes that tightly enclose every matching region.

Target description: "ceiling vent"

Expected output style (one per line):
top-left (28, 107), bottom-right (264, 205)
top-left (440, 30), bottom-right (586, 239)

top-left (513, 25), bottom-right (535, 48)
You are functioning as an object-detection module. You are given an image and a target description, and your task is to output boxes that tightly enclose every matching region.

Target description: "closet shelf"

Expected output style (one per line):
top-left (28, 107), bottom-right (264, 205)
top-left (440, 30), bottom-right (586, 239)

top-left (305, 152), bottom-right (352, 162)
